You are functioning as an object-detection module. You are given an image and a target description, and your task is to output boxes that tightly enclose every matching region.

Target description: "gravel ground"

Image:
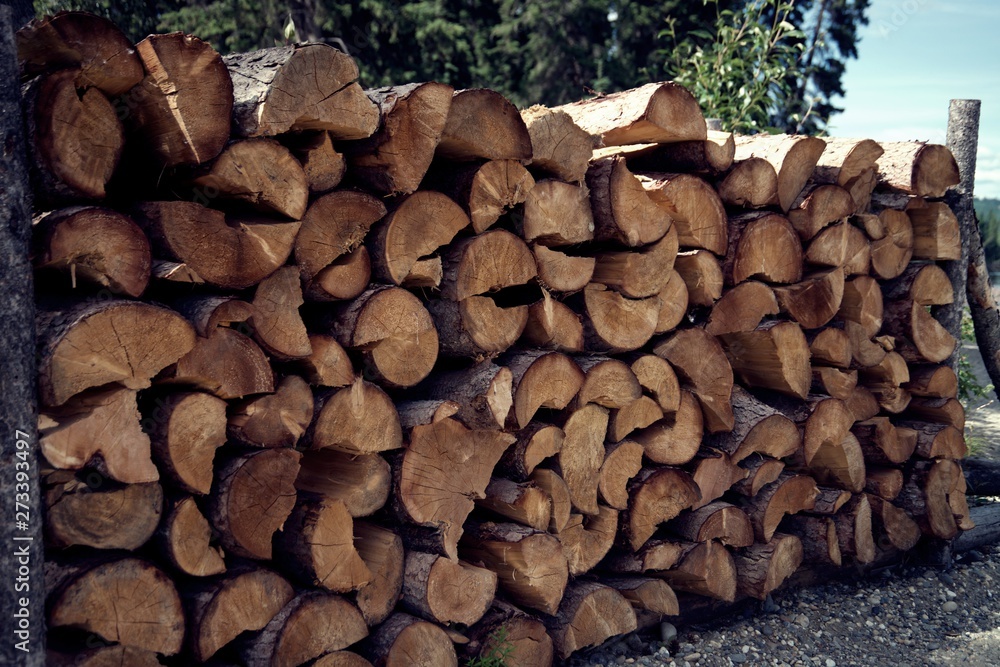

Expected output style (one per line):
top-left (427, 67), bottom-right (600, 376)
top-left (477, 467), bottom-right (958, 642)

top-left (568, 541), bottom-right (1000, 667)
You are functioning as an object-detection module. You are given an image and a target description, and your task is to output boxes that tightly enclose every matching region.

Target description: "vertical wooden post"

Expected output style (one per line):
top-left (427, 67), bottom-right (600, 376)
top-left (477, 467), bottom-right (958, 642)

top-left (0, 5), bottom-right (44, 665)
top-left (937, 100), bottom-right (980, 370)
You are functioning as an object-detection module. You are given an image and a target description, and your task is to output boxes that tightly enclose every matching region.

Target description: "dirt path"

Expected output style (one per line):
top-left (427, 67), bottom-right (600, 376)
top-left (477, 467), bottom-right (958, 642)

top-left (961, 342), bottom-right (1000, 460)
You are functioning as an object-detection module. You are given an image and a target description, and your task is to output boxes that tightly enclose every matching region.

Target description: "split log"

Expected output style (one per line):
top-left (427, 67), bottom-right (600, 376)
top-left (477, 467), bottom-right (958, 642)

top-left (46, 556), bottom-right (184, 655)
top-left (613, 130), bottom-right (734, 174)
top-left (732, 456), bottom-right (787, 498)
top-left (877, 141), bottom-right (960, 197)
top-left (659, 539), bottom-right (737, 602)
top-left (808, 327), bottom-right (852, 368)
top-left (38, 299), bottom-right (195, 406)
top-left (40, 387), bottom-right (158, 484)
top-left (758, 393), bottom-right (854, 465)
top-left (133, 201), bottom-right (300, 289)
top-left (704, 281), bottom-right (779, 336)
top-left (869, 208), bottom-right (914, 280)
top-left (239, 592), bottom-right (368, 667)
top-left (426, 159), bottom-right (535, 232)
top-left (557, 505), bottom-right (619, 575)
top-left (157, 495), bottom-right (226, 577)
top-left (190, 138), bottom-right (308, 219)
top-left (811, 366), bottom-right (858, 401)
top-left (46, 646), bottom-right (162, 667)
top-left (184, 565), bottom-right (294, 662)
top-left (126, 33), bottom-right (232, 166)
top-left (44, 473), bottom-right (161, 550)
top-left (530, 469), bottom-right (573, 533)
top-left (498, 423), bottom-right (564, 481)
top-left (555, 82), bottom-right (706, 145)
top-left (477, 478), bottom-right (552, 531)
top-left (773, 268), bottom-right (845, 329)
top-left (868, 495), bottom-right (921, 552)
top-left (32, 206), bottom-right (151, 297)
top-left (653, 327), bottom-right (735, 433)
top-left (395, 417), bottom-right (514, 559)
top-left (834, 494), bottom-right (876, 564)
top-left (417, 361), bottom-right (512, 431)
top-left (523, 290), bottom-right (586, 352)
top-left (295, 190), bottom-right (386, 296)
top-left (907, 199), bottom-right (962, 260)
top-left (532, 245), bottom-right (595, 293)
top-left (284, 130), bottom-right (346, 194)
top-left (354, 522), bottom-right (405, 626)
top-left (723, 212), bottom-right (803, 285)
top-left (161, 327), bottom-right (275, 399)
top-left (209, 449), bottom-right (301, 560)
top-left (673, 249), bottom-right (723, 306)
top-left (897, 421), bottom-right (966, 459)
top-left (902, 397), bottom-right (965, 430)
top-left (592, 227), bottom-right (679, 298)
top-left (558, 403), bottom-right (610, 515)
top-left (587, 156), bottom-right (673, 246)
top-left (599, 440), bottom-right (645, 508)
top-left (787, 184), bottom-right (854, 241)
top-left (437, 88), bottom-right (532, 161)
top-left (794, 432), bottom-right (866, 493)
top-left (896, 459), bottom-right (962, 540)
top-left (865, 467), bottom-right (904, 501)
top-left (227, 375), bottom-right (313, 448)
top-left (605, 577), bottom-right (679, 616)
top-left (655, 270), bottom-right (687, 332)
top-left (733, 533), bottom-right (803, 599)
top-left (296, 450), bottom-right (390, 518)
top-left (464, 601), bottom-right (554, 667)
top-left (623, 467), bottom-right (701, 551)
top-left (521, 180), bottom-right (595, 246)
top-left (639, 173), bottom-right (728, 254)
top-left (460, 521), bottom-right (568, 615)
top-left (734, 134), bottom-right (826, 211)
top-left (226, 43), bottom-right (377, 138)
top-left (314, 652), bottom-right (374, 666)
top-left (505, 350), bottom-right (584, 428)
top-left (738, 473), bottom-right (819, 542)
top-left (369, 190), bottom-right (469, 288)
top-left (630, 354), bottom-right (681, 413)
top-left (575, 356), bottom-right (642, 409)
top-left (366, 613), bottom-right (457, 667)
top-left (784, 515), bottom-right (841, 566)
top-left (147, 391), bottom-right (226, 494)
top-left (631, 390), bottom-right (703, 465)
top-left (311, 381), bottom-right (403, 454)
top-left (401, 552), bottom-right (497, 625)
top-left (24, 68), bottom-right (123, 201)
top-left (809, 488), bottom-right (852, 516)
top-left (705, 386), bottom-right (801, 463)
top-left (545, 582), bottom-right (637, 660)
top-left (17, 11), bottom-right (144, 95)
top-left (521, 105), bottom-right (594, 182)
top-left (805, 222), bottom-right (871, 274)
top-left (813, 138), bottom-right (883, 213)
top-left (882, 299), bottom-right (957, 364)
top-left (838, 275), bottom-right (883, 338)
top-left (670, 501), bottom-right (754, 547)
top-left (328, 286), bottom-right (438, 388)
top-left (246, 266), bottom-right (311, 359)
top-left (346, 82), bottom-right (454, 195)
top-left (842, 320), bottom-right (888, 368)
top-left (275, 494), bottom-right (371, 592)
top-left (719, 321), bottom-right (811, 399)
top-left (603, 538), bottom-right (686, 574)
top-left (689, 448), bottom-right (750, 509)
top-left (172, 295), bottom-right (253, 337)
top-left (716, 157), bottom-right (779, 208)
top-left (608, 396), bottom-right (663, 442)
top-left (577, 283), bottom-right (660, 352)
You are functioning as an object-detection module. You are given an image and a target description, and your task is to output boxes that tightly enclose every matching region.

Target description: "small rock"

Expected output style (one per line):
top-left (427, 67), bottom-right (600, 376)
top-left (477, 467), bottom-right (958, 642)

top-left (626, 634), bottom-right (644, 651)
top-left (761, 626), bottom-right (774, 637)
top-left (659, 646), bottom-right (671, 657)
top-left (616, 656), bottom-right (627, 665)
top-left (943, 600), bottom-right (959, 613)
top-left (730, 652), bottom-right (747, 663)
top-left (939, 572), bottom-right (955, 586)
top-left (826, 660), bottom-right (836, 667)
top-left (763, 595), bottom-right (781, 614)
top-left (871, 605), bottom-right (882, 616)
top-left (795, 614), bottom-right (810, 628)
top-left (683, 653), bottom-right (701, 662)
top-left (661, 622), bottom-right (678, 644)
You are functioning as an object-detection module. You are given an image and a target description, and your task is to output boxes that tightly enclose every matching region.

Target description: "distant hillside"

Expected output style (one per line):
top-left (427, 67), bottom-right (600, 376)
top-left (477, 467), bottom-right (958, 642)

top-left (977, 198), bottom-right (1000, 219)
top-left (976, 199), bottom-right (1000, 272)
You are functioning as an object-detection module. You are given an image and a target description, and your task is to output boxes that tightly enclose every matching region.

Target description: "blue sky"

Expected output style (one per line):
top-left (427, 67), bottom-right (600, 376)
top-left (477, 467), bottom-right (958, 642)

top-left (831, 0), bottom-right (1000, 198)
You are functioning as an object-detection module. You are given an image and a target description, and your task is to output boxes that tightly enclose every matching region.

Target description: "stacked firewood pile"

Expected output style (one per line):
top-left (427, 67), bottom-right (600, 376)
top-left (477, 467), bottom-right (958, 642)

top-left (24, 11), bottom-right (972, 667)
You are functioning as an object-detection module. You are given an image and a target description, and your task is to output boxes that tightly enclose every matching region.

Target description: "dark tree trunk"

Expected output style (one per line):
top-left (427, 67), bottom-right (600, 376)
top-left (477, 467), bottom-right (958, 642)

top-left (0, 6), bottom-right (44, 665)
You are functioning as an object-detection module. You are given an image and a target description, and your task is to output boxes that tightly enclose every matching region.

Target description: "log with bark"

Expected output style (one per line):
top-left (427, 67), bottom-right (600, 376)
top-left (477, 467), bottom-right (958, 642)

top-left (640, 172), bottom-right (728, 255)
top-left (545, 582), bottom-right (637, 660)
top-left (587, 155), bottom-right (673, 246)
top-left (733, 533), bottom-right (803, 600)
top-left (365, 612), bottom-right (457, 667)
top-left (723, 212), bottom-right (803, 286)
top-left (877, 141), bottom-right (960, 198)
top-left (734, 134), bottom-right (826, 212)
top-left (521, 105), bottom-right (595, 182)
